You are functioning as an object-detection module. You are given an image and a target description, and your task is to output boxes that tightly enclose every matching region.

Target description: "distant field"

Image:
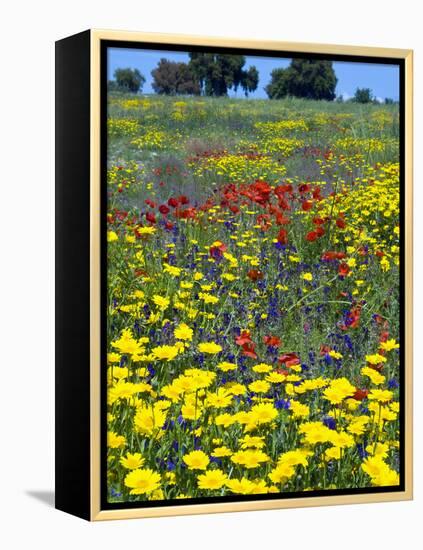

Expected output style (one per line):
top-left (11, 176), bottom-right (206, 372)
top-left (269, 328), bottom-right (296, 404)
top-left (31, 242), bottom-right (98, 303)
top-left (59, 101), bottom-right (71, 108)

top-left (108, 94), bottom-right (399, 203)
top-left (106, 93), bottom-right (401, 503)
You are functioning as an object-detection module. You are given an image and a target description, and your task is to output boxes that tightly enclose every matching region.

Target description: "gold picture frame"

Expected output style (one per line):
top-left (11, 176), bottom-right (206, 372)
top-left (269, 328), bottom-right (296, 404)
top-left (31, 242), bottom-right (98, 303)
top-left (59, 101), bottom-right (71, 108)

top-left (55, 29), bottom-right (413, 521)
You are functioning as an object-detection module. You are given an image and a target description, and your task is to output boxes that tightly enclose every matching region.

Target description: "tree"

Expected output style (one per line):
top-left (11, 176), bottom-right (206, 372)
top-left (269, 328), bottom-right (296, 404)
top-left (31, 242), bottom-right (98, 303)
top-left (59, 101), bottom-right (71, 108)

top-left (151, 59), bottom-right (200, 95)
top-left (266, 59), bottom-right (337, 101)
top-left (113, 68), bottom-right (146, 93)
top-left (188, 53), bottom-right (259, 97)
top-left (353, 87), bottom-right (373, 104)
top-left (242, 66), bottom-right (259, 97)
top-left (265, 68), bottom-right (290, 99)
top-left (107, 80), bottom-right (120, 92)
top-left (187, 53), bottom-right (211, 94)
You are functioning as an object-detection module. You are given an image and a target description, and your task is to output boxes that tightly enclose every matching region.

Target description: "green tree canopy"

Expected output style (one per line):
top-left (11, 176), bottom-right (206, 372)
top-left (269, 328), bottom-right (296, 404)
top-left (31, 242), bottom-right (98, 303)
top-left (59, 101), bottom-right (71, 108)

top-left (113, 68), bottom-right (146, 93)
top-left (151, 59), bottom-right (200, 95)
top-left (188, 53), bottom-right (259, 96)
top-left (266, 59), bottom-right (337, 101)
top-left (242, 66), bottom-right (259, 97)
top-left (353, 87), bottom-right (374, 103)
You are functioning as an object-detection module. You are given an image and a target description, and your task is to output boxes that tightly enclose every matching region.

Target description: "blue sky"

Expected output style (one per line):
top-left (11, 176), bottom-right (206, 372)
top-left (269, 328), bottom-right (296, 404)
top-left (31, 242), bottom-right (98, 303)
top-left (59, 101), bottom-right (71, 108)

top-left (107, 47), bottom-right (400, 101)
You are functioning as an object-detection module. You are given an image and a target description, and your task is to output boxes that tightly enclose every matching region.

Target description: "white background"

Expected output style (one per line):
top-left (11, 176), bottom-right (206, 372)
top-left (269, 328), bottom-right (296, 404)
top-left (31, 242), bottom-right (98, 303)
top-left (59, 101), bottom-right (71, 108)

top-left (0, 1), bottom-right (421, 548)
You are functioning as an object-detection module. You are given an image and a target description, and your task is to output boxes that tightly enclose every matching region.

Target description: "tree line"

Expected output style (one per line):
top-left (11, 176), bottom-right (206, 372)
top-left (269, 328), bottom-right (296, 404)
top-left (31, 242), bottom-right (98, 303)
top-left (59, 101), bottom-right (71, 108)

top-left (109, 54), bottom-right (259, 97)
top-left (109, 57), bottom-right (395, 103)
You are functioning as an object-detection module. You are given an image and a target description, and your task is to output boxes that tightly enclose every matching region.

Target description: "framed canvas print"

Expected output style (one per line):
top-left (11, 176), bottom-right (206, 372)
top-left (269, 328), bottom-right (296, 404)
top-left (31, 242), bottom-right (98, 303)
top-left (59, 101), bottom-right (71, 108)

top-left (55, 29), bottom-right (413, 521)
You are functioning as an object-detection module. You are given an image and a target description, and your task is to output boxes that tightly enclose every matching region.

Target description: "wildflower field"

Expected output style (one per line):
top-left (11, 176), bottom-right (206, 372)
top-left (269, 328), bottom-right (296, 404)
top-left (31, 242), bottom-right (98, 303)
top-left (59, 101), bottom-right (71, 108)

top-left (106, 94), bottom-right (401, 503)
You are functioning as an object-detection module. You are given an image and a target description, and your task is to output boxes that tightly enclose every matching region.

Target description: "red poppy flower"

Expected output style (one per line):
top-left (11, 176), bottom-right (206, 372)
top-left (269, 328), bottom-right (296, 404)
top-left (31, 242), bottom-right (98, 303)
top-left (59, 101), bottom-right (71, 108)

top-left (298, 183), bottom-right (311, 194)
top-left (302, 200), bottom-right (313, 212)
top-left (146, 212), bottom-right (156, 224)
top-left (368, 363), bottom-right (384, 373)
top-left (274, 184), bottom-right (292, 197)
top-left (168, 197), bottom-right (178, 208)
top-left (116, 210), bottom-right (128, 220)
top-left (159, 204), bottom-right (170, 215)
top-left (276, 368), bottom-right (289, 376)
top-left (315, 226), bottom-right (325, 237)
top-left (277, 228), bottom-right (288, 244)
top-left (275, 213), bottom-right (290, 225)
top-left (278, 353), bottom-right (300, 368)
top-left (353, 388), bottom-right (369, 401)
top-left (247, 269), bottom-right (264, 281)
top-left (321, 250), bottom-right (337, 262)
top-left (242, 180), bottom-right (272, 206)
top-left (313, 217), bottom-right (325, 226)
top-left (336, 218), bottom-right (346, 229)
top-left (209, 241), bottom-right (227, 260)
top-left (338, 262), bottom-right (350, 277)
top-left (321, 251), bottom-right (347, 261)
top-left (241, 343), bottom-right (257, 359)
top-left (319, 345), bottom-right (331, 355)
top-left (306, 231), bottom-right (318, 242)
top-left (277, 197), bottom-right (291, 211)
top-left (235, 331), bottom-right (252, 346)
top-left (177, 208), bottom-right (197, 219)
top-left (145, 199), bottom-right (157, 208)
top-left (340, 306), bottom-right (361, 330)
top-left (263, 335), bottom-right (281, 347)
top-left (134, 268), bottom-right (148, 278)
top-left (178, 195), bottom-right (190, 205)
top-left (379, 331), bottom-right (389, 343)
top-left (256, 214), bottom-right (271, 231)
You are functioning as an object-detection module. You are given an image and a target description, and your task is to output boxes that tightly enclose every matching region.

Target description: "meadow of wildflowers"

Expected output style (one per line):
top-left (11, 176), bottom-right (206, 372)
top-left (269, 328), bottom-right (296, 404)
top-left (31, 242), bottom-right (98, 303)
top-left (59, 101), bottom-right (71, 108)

top-left (106, 94), bottom-right (401, 503)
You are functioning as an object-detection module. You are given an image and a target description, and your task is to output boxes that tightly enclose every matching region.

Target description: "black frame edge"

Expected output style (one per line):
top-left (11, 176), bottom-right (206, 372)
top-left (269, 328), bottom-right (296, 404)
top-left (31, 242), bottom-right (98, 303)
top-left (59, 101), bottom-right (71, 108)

top-left (55, 29), bottom-right (92, 521)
